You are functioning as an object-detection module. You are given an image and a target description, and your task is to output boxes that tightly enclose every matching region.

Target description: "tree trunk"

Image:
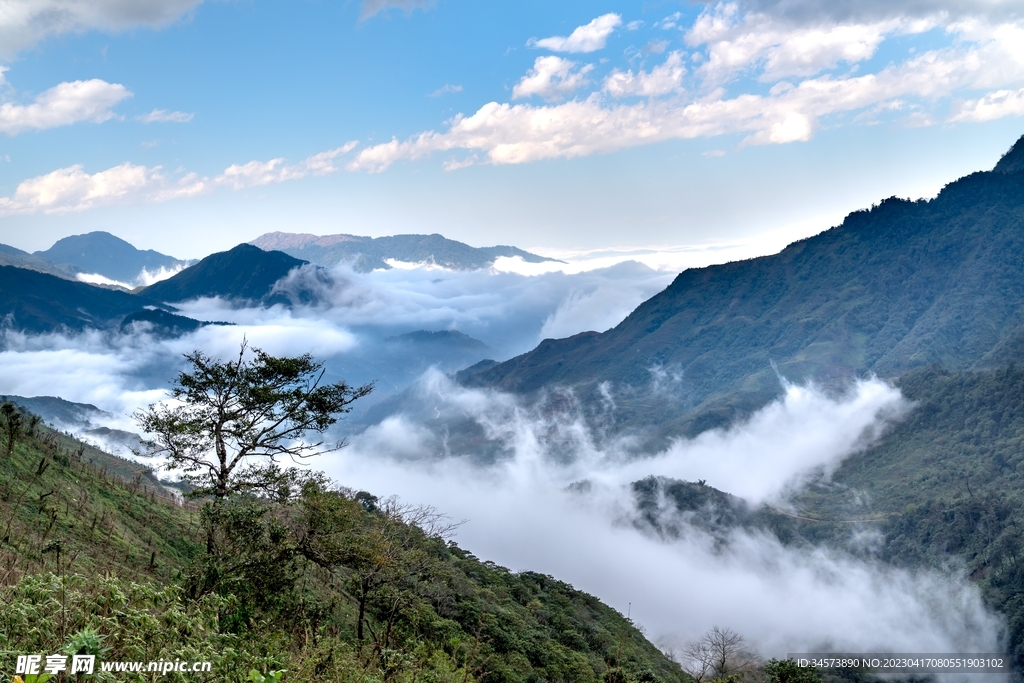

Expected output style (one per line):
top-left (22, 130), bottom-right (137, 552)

top-left (357, 579), bottom-right (368, 642)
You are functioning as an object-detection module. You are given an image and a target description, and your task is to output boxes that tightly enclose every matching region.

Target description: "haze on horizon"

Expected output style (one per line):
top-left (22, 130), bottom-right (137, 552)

top-left (0, 0), bottom-right (1023, 258)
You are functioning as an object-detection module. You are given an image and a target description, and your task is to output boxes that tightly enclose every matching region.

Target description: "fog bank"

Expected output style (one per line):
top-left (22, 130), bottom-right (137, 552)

top-left (321, 373), bottom-right (1003, 658)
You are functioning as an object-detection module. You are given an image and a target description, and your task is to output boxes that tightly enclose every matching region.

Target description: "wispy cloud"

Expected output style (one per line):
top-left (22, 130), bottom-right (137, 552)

top-left (136, 108), bottom-right (193, 123)
top-left (0, 163), bottom-right (204, 216)
top-left (215, 142), bottom-right (358, 189)
top-left (360, 0), bottom-right (434, 20)
top-left (604, 52), bottom-right (685, 98)
top-left (326, 371), bottom-right (999, 657)
top-left (429, 84), bottom-right (463, 97)
top-left (529, 13), bottom-right (622, 53)
top-left (685, 4), bottom-right (916, 84)
top-left (951, 87), bottom-right (1024, 121)
top-left (0, 78), bottom-right (131, 135)
top-left (0, 140), bottom-right (361, 215)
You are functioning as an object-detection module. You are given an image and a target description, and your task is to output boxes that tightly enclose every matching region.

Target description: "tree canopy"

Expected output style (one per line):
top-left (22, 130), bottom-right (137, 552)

top-left (135, 342), bottom-right (373, 501)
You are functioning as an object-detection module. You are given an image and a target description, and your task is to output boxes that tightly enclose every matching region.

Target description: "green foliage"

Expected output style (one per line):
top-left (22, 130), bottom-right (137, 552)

top-left (1, 403), bottom-right (22, 458)
top-left (0, 410), bottom-right (685, 682)
top-left (135, 342), bottom-right (372, 501)
top-left (764, 659), bottom-right (821, 683)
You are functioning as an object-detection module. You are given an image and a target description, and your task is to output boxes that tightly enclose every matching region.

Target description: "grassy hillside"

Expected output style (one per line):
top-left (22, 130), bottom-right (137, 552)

top-left (0, 412), bottom-right (686, 682)
top-left (468, 136), bottom-right (1024, 441)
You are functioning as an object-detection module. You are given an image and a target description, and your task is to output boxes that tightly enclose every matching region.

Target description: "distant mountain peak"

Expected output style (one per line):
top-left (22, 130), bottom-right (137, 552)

top-left (34, 231), bottom-right (187, 284)
top-left (249, 231), bottom-right (560, 272)
top-left (994, 133), bottom-right (1024, 174)
top-left (140, 243), bottom-right (307, 303)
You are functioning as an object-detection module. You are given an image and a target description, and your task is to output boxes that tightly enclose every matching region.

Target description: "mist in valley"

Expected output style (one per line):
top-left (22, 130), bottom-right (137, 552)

top-left (0, 257), bottom-right (1006, 663)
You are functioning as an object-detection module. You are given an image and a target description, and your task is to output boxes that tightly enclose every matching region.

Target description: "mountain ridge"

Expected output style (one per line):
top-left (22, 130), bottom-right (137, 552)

top-left (0, 265), bottom-right (180, 333)
top-left (251, 231), bottom-right (561, 272)
top-left (33, 231), bottom-right (188, 285)
top-left (141, 243), bottom-right (307, 303)
top-left (464, 134), bottom-right (1024, 440)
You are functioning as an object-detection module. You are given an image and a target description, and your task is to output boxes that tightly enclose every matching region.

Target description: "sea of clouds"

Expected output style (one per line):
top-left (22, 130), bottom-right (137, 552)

top-left (324, 371), bottom-right (1003, 660)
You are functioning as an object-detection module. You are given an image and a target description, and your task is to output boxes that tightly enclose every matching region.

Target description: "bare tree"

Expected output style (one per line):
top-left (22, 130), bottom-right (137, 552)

top-left (683, 626), bottom-right (759, 683)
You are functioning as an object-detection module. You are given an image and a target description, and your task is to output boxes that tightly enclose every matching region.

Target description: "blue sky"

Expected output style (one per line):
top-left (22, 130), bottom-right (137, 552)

top-left (1, 0), bottom-right (1023, 258)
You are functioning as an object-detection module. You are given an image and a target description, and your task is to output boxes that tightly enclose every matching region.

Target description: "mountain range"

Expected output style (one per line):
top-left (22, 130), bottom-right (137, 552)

top-left (5, 135), bottom-right (1024, 667)
top-left (251, 231), bottom-right (560, 271)
top-left (463, 134), bottom-right (1024, 441)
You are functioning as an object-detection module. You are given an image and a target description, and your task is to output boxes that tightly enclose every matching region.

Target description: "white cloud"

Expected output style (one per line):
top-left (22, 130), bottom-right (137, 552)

top-left (0, 163), bottom-right (205, 216)
top-left (656, 12), bottom-right (683, 30)
top-left (0, 141), bottom-right (359, 215)
top-left (136, 108), bottom-right (193, 123)
top-left (216, 158), bottom-right (305, 190)
top-left (951, 87), bottom-right (1024, 121)
top-left (0, 78), bottom-right (131, 135)
top-left (604, 52), bottom-right (686, 98)
top-left (215, 142), bottom-right (358, 190)
top-left (530, 13), bottom-right (622, 53)
top-left (75, 272), bottom-right (132, 288)
top-left (0, 0), bottom-right (203, 58)
top-left (360, 0), bottom-right (433, 20)
top-left (685, 4), bottom-right (915, 84)
top-left (512, 56), bottom-right (594, 100)
top-left (324, 373), bottom-right (1000, 657)
top-left (348, 15), bottom-right (1024, 171)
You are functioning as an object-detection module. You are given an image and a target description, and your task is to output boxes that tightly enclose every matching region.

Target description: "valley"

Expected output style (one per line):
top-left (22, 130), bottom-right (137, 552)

top-left (3, 136), bottom-right (1024, 679)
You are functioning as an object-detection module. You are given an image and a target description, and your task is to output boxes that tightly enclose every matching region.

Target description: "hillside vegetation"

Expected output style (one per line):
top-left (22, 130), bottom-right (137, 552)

top-left (0, 411), bottom-right (684, 682)
top-left (804, 365), bottom-right (1024, 660)
top-left (641, 364), bottom-right (1024, 662)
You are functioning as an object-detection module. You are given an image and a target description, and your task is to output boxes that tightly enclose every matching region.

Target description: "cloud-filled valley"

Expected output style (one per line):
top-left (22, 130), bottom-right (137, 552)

top-left (0, 258), bottom-right (674, 424)
top-left (0, 255), bottom-right (1006, 662)
top-left (322, 371), bottom-right (1003, 659)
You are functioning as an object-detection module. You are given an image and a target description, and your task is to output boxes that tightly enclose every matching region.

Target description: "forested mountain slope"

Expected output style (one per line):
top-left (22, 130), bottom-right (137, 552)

top-left (0, 407), bottom-right (684, 682)
top-left (141, 244), bottom-right (306, 303)
top-left (0, 266), bottom-right (174, 332)
top-left (468, 135), bottom-right (1024, 438)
